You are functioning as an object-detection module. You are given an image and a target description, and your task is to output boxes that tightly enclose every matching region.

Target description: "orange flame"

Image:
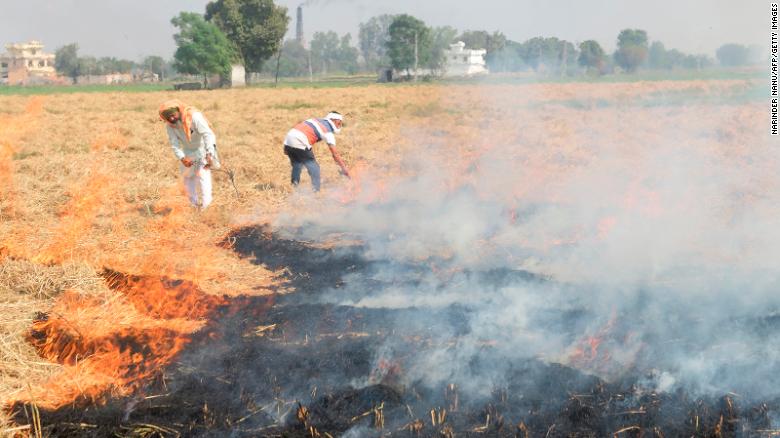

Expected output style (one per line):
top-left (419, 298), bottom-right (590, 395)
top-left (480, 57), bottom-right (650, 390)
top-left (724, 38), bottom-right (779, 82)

top-left (0, 97), bottom-right (44, 220)
top-left (14, 271), bottom-right (228, 410)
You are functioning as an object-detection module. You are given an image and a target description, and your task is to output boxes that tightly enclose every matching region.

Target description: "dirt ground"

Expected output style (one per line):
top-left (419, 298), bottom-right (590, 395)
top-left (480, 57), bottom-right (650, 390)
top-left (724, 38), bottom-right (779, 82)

top-left (0, 78), bottom-right (765, 433)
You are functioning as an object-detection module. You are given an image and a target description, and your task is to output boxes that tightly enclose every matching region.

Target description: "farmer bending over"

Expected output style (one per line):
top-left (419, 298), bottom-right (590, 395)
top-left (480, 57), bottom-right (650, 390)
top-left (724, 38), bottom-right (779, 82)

top-left (159, 99), bottom-right (219, 209)
top-left (283, 111), bottom-right (350, 192)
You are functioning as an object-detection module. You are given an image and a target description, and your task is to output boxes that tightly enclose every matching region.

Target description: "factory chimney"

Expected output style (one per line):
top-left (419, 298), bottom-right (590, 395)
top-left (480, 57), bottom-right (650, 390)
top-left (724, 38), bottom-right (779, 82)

top-left (296, 6), bottom-right (304, 47)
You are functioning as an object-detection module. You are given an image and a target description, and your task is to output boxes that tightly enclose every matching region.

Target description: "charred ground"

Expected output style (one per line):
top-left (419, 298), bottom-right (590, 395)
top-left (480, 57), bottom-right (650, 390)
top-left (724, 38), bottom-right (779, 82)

top-left (13, 225), bottom-right (780, 437)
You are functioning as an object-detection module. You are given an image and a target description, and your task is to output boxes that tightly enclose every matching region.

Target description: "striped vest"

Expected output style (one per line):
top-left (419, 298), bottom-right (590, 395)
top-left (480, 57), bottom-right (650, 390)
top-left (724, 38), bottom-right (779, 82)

top-left (293, 118), bottom-right (334, 145)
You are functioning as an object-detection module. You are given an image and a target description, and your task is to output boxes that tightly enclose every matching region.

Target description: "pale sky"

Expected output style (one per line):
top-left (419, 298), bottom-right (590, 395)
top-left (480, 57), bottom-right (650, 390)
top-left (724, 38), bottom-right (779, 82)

top-left (0, 0), bottom-right (766, 61)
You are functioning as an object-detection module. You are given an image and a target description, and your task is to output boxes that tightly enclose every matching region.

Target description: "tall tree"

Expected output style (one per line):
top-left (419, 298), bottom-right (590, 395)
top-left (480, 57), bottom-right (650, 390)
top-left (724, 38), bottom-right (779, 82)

top-left (578, 40), bottom-right (606, 73)
top-left (96, 57), bottom-right (134, 74)
top-left (716, 43), bottom-right (750, 67)
top-left (456, 30), bottom-right (506, 70)
top-left (171, 12), bottom-right (235, 86)
top-left (54, 43), bottom-right (80, 84)
top-left (428, 26), bottom-right (459, 74)
top-left (517, 37), bottom-right (576, 74)
top-left (488, 40), bottom-right (526, 72)
top-left (456, 31), bottom-right (506, 52)
top-left (358, 14), bottom-right (395, 70)
top-left (143, 56), bottom-right (166, 80)
top-left (309, 32), bottom-right (360, 75)
top-left (387, 14), bottom-right (431, 78)
top-left (614, 29), bottom-right (648, 72)
top-left (205, 0), bottom-right (289, 80)
top-left (310, 31), bottom-right (340, 75)
top-left (648, 41), bottom-right (669, 69)
top-left (277, 40), bottom-right (310, 77)
top-left (337, 34), bottom-right (360, 75)
top-left (78, 56), bottom-right (98, 76)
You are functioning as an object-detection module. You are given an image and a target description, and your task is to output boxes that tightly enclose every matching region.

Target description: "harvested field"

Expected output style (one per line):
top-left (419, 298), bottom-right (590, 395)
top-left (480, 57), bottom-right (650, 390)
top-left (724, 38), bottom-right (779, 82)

top-left (0, 79), bottom-right (774, 436)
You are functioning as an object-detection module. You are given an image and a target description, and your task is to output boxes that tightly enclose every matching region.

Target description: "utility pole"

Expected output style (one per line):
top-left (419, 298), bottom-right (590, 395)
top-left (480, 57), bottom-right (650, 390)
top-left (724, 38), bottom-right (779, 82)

top-left (413, 31), bottom-right (418, 82)
top-left (308, 50), bottom-right (313, 83)
top-left (274, 47), bottom-right (283, 86)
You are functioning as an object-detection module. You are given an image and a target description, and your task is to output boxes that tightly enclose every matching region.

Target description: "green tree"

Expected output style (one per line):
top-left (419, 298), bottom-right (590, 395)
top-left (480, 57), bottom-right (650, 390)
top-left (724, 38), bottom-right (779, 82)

top-left (648, 41), bottom-right (669, 69)
top-left (277, 40), bottom-right (310, 77)
top-left (428, 26), bottom-right (459, 74)
top-left (205, 0), bottom-right (289, 79)
top-left (387, 14), bottom-right (431, 77)
top-left (143, 55), bottom-right (166, 80)
top-left (358, 14), bottom-right (395, 70)
top-left (54, 43), bottom-right (80, 83)
top-left (78, 56), bottom-right (97, 76)
top-left (310, 31), bottom-right (340, 75)
top-left (488, 40), bottom-right (527, 72)
top-left (337, 34), bottom-right (360, 75)
top-left (716, 43), bottom-right (750, 67)
top-left (309, 32), bottom-right (360, 75)
top-left (614, 29), bottom-right (648, 72)
top-left (683, 54), bottom-right (712, 70)
top-left (455, 30), bottom-right (506, 70)
top-left (95, 57), bottom-right (134, 74)
top-left (171, 12), bottom-right (235, 86)
top-left (665, 48), bottom-right (686, 69)
top-left (578, 40), bottom-right (606, 73)
top-left (518, 37), bottom-right (576, 74)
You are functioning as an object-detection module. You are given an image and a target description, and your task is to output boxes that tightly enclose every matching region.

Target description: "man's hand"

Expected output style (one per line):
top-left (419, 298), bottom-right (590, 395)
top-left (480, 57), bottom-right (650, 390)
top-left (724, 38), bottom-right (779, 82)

top-left (204, 154), bottom-right (214, 169)
top-left (339, 167), bottom-right (351, 179)
top-left (181, 157), bottom-right (194, 167)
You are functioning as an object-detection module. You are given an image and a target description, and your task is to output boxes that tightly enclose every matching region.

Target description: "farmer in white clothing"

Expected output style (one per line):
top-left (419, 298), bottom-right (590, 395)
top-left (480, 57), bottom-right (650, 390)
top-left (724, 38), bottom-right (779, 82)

top-left (159, 99), bottom-right (219, 209)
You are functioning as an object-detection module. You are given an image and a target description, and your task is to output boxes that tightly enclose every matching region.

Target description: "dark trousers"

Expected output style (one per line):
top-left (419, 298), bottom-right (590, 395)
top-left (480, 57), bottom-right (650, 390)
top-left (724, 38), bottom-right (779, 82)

top-left (284, 146), bottom-right (321, 191)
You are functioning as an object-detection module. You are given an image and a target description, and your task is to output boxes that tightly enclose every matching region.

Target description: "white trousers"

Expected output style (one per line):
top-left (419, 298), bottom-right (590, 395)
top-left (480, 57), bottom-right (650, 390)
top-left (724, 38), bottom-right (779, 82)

top-left (182, 166), bottom-right (212, 209)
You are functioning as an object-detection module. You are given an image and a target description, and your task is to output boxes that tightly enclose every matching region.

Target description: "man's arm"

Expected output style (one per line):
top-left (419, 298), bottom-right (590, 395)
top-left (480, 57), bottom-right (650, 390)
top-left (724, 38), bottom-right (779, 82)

top-left (327, 144), bottom-right (350, 178)
top-left (166, 125), bottom-right (193, 167)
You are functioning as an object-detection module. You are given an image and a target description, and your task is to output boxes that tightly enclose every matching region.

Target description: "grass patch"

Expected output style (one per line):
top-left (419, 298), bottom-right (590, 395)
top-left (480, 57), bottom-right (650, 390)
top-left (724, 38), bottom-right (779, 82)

top-left (270, 100), bottom-right (321, 110)
top-left (12, 151), bottom-right (40, 160)
top-left (0, 83), bottom-right (171, 96)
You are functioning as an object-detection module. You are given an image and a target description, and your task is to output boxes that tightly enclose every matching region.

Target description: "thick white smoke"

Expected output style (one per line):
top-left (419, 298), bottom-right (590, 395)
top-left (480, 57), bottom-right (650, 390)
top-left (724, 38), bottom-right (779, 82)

top-left (274, 80), bottom-right (777, 400)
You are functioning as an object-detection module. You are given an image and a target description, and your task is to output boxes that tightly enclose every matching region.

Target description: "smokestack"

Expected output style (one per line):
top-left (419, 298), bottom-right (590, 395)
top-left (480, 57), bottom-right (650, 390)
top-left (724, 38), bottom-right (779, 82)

top-left (296, 5), bottom-right (304, 47)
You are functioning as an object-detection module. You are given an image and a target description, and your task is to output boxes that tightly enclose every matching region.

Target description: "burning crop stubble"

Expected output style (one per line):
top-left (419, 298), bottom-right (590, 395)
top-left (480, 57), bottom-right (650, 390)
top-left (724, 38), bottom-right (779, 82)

top-left (277, 79), bottom-right (777, 399)
top-left (0, 78), bottom-right (775, 435)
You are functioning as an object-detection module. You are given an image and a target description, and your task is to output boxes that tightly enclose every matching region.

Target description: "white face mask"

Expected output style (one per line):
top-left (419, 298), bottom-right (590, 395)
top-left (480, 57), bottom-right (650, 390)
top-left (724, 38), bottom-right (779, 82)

top-left (329, 119), bottom-right (342, 133)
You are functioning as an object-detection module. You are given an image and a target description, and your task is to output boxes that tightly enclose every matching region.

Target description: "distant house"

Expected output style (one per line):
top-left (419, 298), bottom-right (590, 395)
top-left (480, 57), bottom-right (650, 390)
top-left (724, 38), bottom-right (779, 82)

top-left (0, 40), bottom-right (57, 85)
top-left (229, 64), bottom-right (245, 87)
top-left (443, 41), bottom-right (488, 77)
top-left (78, 73), bottom-right (133, 85)
top-left (377, 41), bottom-right (488, 82)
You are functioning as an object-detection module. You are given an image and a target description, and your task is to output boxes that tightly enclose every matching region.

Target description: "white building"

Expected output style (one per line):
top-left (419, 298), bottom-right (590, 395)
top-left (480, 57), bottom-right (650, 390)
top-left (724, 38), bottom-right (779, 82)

top-left (443, 41), bottom-right (488, 77)
top-left (0, 40), bottom-right (57, 85)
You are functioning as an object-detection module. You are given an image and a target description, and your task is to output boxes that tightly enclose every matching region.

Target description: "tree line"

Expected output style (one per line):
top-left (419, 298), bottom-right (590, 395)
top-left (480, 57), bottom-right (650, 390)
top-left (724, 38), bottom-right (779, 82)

top-left (53, 0), bottom-right (763, 84)
top-left (54, 43), bottom-right (170, 84)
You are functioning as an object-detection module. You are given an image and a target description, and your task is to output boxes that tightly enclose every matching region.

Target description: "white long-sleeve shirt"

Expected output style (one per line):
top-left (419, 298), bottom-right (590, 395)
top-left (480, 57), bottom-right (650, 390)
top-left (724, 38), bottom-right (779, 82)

top-left (166, 111), bottom-right (216, 162)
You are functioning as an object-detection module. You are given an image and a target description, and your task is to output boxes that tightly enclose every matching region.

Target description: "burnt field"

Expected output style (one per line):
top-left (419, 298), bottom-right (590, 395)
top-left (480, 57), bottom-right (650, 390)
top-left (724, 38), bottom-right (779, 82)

top-left (14, 225), bottom-right (780, 437)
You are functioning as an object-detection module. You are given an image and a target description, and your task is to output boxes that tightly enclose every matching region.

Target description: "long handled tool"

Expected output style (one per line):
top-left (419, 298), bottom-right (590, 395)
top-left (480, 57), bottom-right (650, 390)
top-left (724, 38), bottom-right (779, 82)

top-left (193, 157), bottom-right (240, 197)
top-left (212, 166), bottom-right (240, 197)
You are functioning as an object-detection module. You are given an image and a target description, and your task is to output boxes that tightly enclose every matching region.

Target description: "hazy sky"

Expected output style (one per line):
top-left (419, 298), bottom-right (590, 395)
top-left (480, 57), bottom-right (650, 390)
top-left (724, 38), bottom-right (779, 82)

top-left (0, 0), bottom-right (766, 61)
